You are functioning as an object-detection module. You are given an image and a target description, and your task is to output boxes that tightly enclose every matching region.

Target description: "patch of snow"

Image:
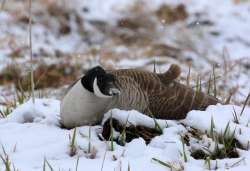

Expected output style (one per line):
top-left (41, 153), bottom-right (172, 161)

top-left (102, 108), bottom-right (177, 129)
top-left (0, 98), bottom-right (60, 126)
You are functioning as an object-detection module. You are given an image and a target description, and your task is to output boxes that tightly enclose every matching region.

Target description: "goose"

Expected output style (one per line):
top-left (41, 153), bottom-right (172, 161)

top-left (60, 66), bottom-right (120, 128)
top-left (60, 65), bottom-right (219, 128)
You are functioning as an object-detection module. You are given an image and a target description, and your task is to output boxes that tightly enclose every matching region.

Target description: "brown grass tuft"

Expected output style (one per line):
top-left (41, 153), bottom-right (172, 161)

top-left (156, 4), bottom-right (188, 24)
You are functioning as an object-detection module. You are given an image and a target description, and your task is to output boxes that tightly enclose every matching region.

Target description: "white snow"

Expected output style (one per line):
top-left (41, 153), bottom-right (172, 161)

top-left (184, 104), bottom-right (250, 149)
top-left (0, 98), bottom-right (60, 126)
top-left (0, 0), bottom-right (250, 104)
top-left (102, 108), bottom-right (177, 129)
top-left (0, 98), bottom-right (250, 170)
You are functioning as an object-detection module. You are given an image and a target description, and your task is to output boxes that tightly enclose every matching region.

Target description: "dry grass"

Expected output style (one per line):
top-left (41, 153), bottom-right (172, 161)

top-left (155, 4), bottom-right (188, 24)
top-left (0, 64), bottom-right (22, 85)
top-left (0, 63), bottom-right (82, 90)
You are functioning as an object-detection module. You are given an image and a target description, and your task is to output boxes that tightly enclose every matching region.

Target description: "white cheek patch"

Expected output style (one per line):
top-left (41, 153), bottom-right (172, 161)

top-left (93, 78), bottom-right (112, 98)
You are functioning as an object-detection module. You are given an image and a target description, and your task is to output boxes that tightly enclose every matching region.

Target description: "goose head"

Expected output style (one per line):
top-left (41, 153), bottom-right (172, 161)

top-left (81, 66), bottom-right (120, 98)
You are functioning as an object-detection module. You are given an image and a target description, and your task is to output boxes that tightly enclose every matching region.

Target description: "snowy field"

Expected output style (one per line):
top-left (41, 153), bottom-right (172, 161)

top-left (0, 0), bottom-right (250, 170)
top-left (0, 99), bottom-right (250, 171)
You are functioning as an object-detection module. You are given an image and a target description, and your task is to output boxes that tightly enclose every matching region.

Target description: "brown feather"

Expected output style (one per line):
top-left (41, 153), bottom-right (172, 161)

top-left (108, 64), bottom-right (219, 120)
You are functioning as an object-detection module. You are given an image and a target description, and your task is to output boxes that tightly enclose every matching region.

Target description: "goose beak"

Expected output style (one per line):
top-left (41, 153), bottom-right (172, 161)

top-left (109, 88), bottom-right (120, 96)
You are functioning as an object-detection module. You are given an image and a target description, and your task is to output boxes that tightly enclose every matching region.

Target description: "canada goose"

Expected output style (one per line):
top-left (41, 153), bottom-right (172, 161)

top-left (60, 66), bottom-right (120, 128)
top-left (60, 65), bottom-right (219, 128)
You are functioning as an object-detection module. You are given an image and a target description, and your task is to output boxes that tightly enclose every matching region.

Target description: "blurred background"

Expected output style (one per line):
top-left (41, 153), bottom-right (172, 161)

top-left (0, 0), bottom-right (250, 107)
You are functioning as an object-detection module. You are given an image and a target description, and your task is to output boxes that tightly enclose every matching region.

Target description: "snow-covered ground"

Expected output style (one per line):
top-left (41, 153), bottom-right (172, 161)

top-left (1, 99), bottom-right (250, 171)
top-left (0, 0), bottom-right (250, 103)
top-left (1, 0), bottom-right (250, 170)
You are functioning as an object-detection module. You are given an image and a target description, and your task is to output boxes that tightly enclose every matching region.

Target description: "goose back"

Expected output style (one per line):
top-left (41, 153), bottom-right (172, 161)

top-left (108, 67), bottom-right (219, 120)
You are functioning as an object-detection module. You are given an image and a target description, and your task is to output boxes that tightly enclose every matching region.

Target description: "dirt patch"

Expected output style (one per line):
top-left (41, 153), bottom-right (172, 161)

top-left (156, 4), bottom-right (188, 24)
top-left (144, 43), bottom-right (181, 58)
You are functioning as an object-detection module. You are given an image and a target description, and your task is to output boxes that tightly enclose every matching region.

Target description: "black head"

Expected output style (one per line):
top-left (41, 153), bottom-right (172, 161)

top-left (81, 66), bottom-right (120, 98)
top-left (81, 66), bottom-right (105, 92)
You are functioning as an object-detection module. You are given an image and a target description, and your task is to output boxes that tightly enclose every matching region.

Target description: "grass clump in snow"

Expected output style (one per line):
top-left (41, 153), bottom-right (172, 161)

top-left (0, 147), bottom-right (12, 171)
top-left (0, 146), bottom-right (18, 171)
top-left (190, 120), bottom-right (242, 160)
top-left (0, 86), bottom-right (29, 117)
top-left (0, 107), bottom-right (12, 118)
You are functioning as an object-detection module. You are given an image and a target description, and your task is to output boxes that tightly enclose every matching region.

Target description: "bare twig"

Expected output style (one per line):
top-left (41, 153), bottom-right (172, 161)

top-left (100, 148), bottom-right (108, 171)
top-left (213, 65), bottom-right (217, 98)
top-left (192, 75), bottom-right (221, 89)
top-left (28, 0), bottom-right (35, 103)
top-left (186, 64), bottom-right (191, 86)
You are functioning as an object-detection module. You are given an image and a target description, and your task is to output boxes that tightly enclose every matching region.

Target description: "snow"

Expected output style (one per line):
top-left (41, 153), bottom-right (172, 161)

top-left (0, 98), bottom-right (250, 170)
top-left (0, 0), bottom-right (250, 104)
top-left (0, 98), bottom-right (60, 126)
top-left (184, 104), bottom-right (250, 149)
top-left (102, 108), bottom-right (176, 129)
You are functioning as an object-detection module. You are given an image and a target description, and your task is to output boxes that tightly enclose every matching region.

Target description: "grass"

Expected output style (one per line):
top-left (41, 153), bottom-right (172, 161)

top-left (29, 0), bottom-right (35, 104)
top-left (195, 75), bottom-right (202, 92)
top-left (152, 158), bottom-right (183, 171)
top-left (109, 112), bottom-right (115, 151)
top-left (204, 157), bottom-right (211, 170)
top-left (43, 158), bottom-right (55, 171)
top-left (100, 148), bottom-right (108, 171)
top-left (0, 146), bottom-right (19, 171)
top-left (75, 157), bottom-right (79, 171)
top-left (118, 115), bottom-right (129, 146)
top-left (1, 0), bottom-right (6, 10)
top-left (88, 127), bottom-right (91, 154)
top-left (0, 107), bottom-right (12, 118)
top-left (207, 74), bottom-right (212, 95)
top-left (87, 127), bottom-right (97, 159)
top-left (186, 63), bottom-right (191, 86)
top-left (191, 120), bottom-right (241, 160)
top-left (232, 107), bottom-right (240, 124)
top-left (212, 65), bottom-right (217, 98)
top-left (152, 158), bottom-right (173, 169)
top-left (127, 163), bottom-right (131, 171)
top-left (0, 146), bottom-right (12, 171)
top-left (0, 86), bottom-right (29, 118)
top-left (149, 113), bottom-right (163, 134)
top-left (209, 116), bottom-right (216, 140)
top-left (181, 136), bottom-right (188, 162)
top-left (69, 128), bottom-right (77, 156)
top-left (240, 92), bottom-right (250, 116)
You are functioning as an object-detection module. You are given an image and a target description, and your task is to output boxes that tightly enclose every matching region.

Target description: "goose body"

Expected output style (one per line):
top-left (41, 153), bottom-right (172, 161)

top-left (60, 65), bottom-right (220, 128)
top-left (112, 65), bottom-right (219, 119)
top-left (109, 67), bottom-right (219, 119)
